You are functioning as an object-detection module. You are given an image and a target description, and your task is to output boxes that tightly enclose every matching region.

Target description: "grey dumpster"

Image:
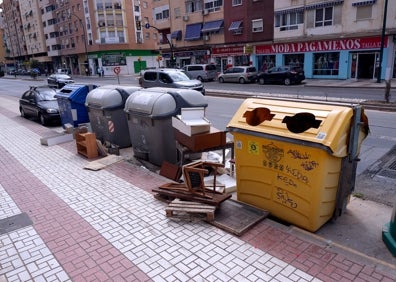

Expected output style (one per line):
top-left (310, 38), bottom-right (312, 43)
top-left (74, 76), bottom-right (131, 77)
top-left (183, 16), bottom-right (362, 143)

top-left (85, 85), bottom-right (141, 148)
top-left (124, 88), bottom-right (207, 166)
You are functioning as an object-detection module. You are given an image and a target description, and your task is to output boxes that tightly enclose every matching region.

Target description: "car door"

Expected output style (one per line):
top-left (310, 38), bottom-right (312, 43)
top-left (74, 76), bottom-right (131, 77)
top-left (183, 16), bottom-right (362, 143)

top-left (272, 67), bottom-right (284, 83)
top-left (20, 90), bottom-right (37, 116)
top-left (266, 67), bottom-right (277, 83)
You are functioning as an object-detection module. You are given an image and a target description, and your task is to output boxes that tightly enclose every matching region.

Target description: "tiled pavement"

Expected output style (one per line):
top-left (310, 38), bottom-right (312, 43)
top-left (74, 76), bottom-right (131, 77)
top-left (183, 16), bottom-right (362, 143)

top-left (0, 94), bottom-right (395, 282)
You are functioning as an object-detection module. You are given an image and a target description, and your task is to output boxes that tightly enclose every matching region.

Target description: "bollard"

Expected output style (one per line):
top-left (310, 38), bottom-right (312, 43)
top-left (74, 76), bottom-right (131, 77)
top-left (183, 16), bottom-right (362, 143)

top-left (382, 203), bottom-right (396, 256)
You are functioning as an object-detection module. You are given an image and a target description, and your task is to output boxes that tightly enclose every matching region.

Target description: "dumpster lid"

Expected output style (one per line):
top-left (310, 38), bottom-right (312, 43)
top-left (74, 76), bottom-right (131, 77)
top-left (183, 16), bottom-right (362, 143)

top-left (124, 89), bottom-right (177, 117)
top-left (85, 85), bottom-right (141, 108)
top-left (55, 84), bottom-right (97, 104)
top-left (227, 98), bottom-right (363, 156)
top-left (143, 87), bottom-right (208, 110)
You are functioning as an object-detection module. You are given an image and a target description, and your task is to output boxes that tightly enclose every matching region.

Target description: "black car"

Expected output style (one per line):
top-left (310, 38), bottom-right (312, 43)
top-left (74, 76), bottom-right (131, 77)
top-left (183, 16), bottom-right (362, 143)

top-left (19, 86), bottom-right (60, 125)
top-left (257, 66), bottom-right (305, 85)
top-left (47, 73), bottom-right (74, 88)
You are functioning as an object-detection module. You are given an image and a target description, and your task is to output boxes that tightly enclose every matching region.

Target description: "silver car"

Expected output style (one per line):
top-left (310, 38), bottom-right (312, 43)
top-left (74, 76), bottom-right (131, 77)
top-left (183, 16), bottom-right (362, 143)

top-left (139, 68), bottom-right (205, 95)
top-left (218, 66), bottom-right (257, 84)
top-left (182, 64), bottom-right (217, 81)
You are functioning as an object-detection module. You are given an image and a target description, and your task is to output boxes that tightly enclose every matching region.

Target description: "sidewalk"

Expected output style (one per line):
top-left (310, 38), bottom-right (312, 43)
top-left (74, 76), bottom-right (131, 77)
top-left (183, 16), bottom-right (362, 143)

top-left (1, 94), bottom-right (396, 281)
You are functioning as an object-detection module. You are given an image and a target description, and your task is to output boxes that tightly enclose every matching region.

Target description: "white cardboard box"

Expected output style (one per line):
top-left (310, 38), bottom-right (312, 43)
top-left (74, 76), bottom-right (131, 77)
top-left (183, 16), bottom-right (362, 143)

top-left (172, 107), bottom-right (211, 136)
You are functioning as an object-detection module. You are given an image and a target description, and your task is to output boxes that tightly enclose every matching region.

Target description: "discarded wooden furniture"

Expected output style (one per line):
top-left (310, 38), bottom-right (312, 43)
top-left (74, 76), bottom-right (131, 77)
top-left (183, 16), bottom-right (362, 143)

top-left (75, 132), bottom-right (98, 159)
top-left (153, 160), bottom-right (231, 206)
top-left (175, 140), bottom-right (234, 167)
top-left (165, 199), bottom-right (216, 221)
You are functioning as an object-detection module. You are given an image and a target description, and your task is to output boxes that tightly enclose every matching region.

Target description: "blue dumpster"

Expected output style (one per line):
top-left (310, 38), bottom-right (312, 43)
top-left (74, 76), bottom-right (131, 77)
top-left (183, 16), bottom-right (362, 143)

top-left (55, 84), bottom-right (98, 127)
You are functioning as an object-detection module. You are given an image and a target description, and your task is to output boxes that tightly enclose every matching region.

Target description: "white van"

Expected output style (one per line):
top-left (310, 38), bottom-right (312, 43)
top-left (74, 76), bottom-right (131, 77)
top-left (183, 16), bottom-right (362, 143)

top-left (182, 64), bottom-right (217, 82)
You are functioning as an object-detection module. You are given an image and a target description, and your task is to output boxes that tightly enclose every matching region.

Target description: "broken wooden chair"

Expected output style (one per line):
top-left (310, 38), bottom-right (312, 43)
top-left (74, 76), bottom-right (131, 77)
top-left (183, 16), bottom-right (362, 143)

top-left (182, 161), bottom-right (225, 198)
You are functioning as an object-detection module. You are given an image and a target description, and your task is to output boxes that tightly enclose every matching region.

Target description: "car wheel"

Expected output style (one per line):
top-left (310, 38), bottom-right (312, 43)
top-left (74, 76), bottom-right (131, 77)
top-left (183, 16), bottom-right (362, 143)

top-left (57, 82), bottom-right (62, 89)
top-left (39, 114), bottom-right (46, 126)
top-left (218, 77), bottom-right (224, 83)
top-left (258, 77), bottom-right (265, 85)
top-left (284, 78), bottom-right (291, 85)
top-left (239, 77), bottom-right (246, 84)
top-left (20, 107), bottom-right (27, 118)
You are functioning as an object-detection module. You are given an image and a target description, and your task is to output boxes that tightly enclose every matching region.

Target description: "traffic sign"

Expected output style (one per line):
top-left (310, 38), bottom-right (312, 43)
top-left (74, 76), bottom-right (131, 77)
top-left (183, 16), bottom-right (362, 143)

top-left (113, 66), bottom-right (121, 74)
top-left (145, 23), bottom-right (150, 29)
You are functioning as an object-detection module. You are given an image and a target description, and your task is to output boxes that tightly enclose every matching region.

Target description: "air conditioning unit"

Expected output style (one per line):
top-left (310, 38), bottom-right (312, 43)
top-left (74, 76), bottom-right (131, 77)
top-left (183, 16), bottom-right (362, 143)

top-left (137, 38), bottom-right (142, 43)
top-left (183, 15), bottom-right (189, 21)
top-left (202, 9), bottom-right (209, 16)
top-left (203, 35), bottom-right (209, 41)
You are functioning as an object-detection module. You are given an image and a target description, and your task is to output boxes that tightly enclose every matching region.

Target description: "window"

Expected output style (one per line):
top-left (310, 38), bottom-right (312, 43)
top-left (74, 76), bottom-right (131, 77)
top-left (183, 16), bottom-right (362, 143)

top-left (313, 52), bottom-right (339, 76)
top-left (204, 0), bottom-right (223, 12)
top-left (315, 7), bottom-right (333, 27)
top-left (232, 0), bottom-right (242, 6)
top-left (186, 0), bottom-right (203, 13)
top-left (275, 12), bottom-right (304, 31)
top-left (252, 19), bottom-right (263, 32)
top-left (102, 53), bottom-right (127, 66)
top-left (356, 6), bottom-right (372, 20)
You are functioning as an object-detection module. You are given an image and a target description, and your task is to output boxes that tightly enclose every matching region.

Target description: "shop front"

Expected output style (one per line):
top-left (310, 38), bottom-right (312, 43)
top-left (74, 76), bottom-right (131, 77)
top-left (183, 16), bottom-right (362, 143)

top-left (255, 35), bottom-right (391, 80)
top-left (162, 49), bottom-right (210, 68)
top-left (211, 46), bottom-right (251, 73)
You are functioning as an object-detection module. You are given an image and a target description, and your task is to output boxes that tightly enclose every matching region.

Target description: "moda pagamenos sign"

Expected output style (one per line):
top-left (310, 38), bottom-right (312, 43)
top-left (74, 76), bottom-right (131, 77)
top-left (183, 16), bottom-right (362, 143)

top-left (256, 36), bottom-right (387, 54)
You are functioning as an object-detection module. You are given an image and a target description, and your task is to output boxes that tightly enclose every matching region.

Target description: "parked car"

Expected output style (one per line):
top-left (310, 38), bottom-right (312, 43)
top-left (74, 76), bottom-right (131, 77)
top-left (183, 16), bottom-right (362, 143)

top-left (19, 86), bottom-right (60, 125)
top-left (218, 66), bottom-right (257, 84)
top-left (182, 64), bottom-right (217, 81)
top-left (139, 68), bottom-right (205, 95)
top-left (257, 66), bottom-right (305, 85)
top-left (47, 73), bottom-right (74, 88)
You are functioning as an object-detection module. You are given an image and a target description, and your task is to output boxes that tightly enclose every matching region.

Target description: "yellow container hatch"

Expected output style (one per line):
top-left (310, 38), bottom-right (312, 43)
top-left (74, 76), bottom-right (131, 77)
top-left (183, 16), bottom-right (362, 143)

top-left (227, 98), bottom-right (368, 232)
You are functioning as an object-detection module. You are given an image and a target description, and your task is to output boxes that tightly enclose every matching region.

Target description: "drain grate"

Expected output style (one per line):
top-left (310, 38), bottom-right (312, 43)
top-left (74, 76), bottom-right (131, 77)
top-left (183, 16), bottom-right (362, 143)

top-left (0, 213), bottom-right (33, 235)
top-left (388, 160), bottom-right (396, 171)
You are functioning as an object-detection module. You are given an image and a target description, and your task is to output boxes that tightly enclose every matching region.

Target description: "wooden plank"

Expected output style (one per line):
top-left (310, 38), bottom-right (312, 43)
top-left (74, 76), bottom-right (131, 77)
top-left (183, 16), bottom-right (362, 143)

top-left (165, 199), bottom-right (216, 221)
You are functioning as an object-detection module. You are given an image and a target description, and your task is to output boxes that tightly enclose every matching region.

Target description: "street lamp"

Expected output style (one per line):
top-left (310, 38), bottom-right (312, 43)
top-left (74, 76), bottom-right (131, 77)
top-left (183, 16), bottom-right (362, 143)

top-left (145, 23), bottom-right (175, 68)
top-left (377, 0), bottom-right (388, 83)
top-left (67, 12), bottom-right (89, 74)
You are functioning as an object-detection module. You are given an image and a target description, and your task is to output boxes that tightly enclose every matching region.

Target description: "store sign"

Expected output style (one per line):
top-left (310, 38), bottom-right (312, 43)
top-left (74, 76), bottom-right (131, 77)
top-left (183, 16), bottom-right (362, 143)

top-left (212, 46), bottom-right (244, 56)
top-left (256, 36), bottom-right (387, 54)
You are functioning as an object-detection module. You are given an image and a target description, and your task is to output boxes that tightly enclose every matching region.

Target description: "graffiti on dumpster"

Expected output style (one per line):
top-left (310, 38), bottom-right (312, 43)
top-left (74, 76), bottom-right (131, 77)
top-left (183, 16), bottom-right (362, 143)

top-left (263, 160), bottom-right (284, 171)
top-left (285, 165), bottom-right (309, 184)
top-left (276, 174), bottom-right (297, 188)
top-left (262, 142), bottom-right (284, 163)
top-left (275, 187), bottom-right (298, 209)
top-left (300, 161), bottom-right (319, 171)
top-left (287, 149), bottom-right (310, 160)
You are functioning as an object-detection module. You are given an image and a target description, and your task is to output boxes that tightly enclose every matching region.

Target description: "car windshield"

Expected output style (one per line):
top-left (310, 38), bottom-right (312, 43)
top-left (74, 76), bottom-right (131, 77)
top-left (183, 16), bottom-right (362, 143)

top-left (57, 74), bottom-right (71, 79)
top-left (168, 71), bottom-right (190, 82)
top-left (38, 90), bottom-right (57, 101)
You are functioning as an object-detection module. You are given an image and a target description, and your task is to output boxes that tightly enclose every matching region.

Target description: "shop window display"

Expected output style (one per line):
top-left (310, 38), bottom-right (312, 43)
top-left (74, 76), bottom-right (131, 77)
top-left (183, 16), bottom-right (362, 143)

top-left (313, 52), bottom-right (339, 76)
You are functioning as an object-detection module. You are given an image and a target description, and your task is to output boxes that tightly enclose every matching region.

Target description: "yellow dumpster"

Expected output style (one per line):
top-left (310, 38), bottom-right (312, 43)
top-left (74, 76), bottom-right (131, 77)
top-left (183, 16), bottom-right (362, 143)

top-left (227, 98), bottom-right (369, 232)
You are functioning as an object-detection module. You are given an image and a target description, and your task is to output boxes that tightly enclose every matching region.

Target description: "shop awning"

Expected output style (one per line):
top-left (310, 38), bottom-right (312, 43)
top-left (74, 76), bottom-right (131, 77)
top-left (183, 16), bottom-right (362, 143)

top-left (171, 30), bottom-right (182, 40)
top-left (275, 7), bottom-right (305, 15)
top-left (352, 0), bottom-right (376, 6)
top-left (228, 21), bottom-right (243, 31)
top-left (185, 23), bottom-right (202, 41)
top-left (305, 0), bottom-right (344, 10)
top-left (201, 20), bottom-right (224, 33)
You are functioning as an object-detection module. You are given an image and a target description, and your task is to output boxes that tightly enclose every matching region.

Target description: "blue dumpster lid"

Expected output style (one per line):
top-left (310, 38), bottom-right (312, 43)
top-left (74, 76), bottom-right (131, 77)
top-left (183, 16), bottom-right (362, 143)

top-left (55, 84), bottom-right (97, 104)
top-left (124, 89), bottom-right (177, 118)
top-left (85, 85), bottom-right (141, 108)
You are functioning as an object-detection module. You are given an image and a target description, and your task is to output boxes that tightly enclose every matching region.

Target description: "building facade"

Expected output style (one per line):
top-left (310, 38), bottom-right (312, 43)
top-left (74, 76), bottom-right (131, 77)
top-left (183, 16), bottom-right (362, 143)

top-left (1, 0), bottom-right (396, 80)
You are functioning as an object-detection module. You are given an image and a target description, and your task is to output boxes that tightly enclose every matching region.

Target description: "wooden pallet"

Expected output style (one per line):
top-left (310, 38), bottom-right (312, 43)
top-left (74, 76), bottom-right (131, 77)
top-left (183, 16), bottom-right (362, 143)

top-left (165, 199), bottom-right (216, 221)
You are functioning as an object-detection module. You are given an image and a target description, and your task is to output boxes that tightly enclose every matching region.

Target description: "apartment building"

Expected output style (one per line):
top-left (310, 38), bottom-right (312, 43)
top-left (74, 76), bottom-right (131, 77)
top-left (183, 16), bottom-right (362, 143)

top-left (1, 0), bottom-right (395, 80)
